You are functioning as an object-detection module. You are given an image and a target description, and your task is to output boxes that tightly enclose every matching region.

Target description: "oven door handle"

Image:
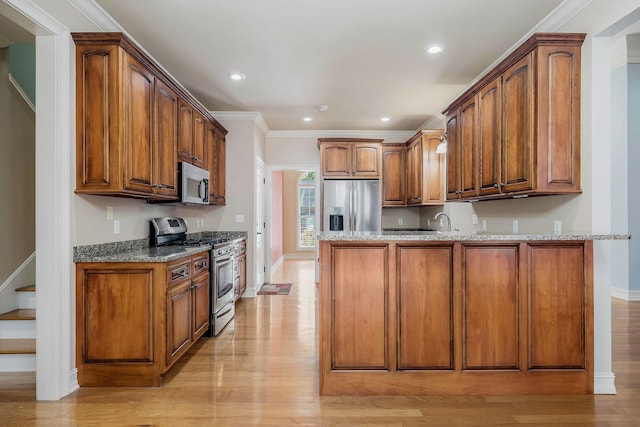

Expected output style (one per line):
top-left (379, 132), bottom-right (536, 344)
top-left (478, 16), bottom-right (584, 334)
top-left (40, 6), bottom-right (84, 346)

top-left (217, 305), bottom-right (233, 318)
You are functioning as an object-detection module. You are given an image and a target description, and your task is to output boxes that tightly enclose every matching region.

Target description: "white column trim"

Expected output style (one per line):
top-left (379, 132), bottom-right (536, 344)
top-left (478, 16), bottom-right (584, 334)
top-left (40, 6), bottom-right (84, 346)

top-left (3, 0), bottom-right (76, 400)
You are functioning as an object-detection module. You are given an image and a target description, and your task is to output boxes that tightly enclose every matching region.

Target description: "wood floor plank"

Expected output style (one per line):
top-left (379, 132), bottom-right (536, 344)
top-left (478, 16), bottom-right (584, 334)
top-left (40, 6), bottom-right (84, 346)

top-left (0, 261), bottom-right (638, 426)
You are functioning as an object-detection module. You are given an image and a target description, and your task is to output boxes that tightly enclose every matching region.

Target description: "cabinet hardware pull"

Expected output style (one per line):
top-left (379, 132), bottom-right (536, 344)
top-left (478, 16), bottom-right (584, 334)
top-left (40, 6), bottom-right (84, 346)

top-left (171, 266), bottom-right (189, 280)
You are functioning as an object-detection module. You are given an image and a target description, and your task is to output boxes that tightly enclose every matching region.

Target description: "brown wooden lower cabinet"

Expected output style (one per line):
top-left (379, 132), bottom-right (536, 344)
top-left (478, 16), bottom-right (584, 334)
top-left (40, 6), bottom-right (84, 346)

top-left (76, 251), bottom-right (210, 387)
top-left (319, 240), bottom-right (593, 395)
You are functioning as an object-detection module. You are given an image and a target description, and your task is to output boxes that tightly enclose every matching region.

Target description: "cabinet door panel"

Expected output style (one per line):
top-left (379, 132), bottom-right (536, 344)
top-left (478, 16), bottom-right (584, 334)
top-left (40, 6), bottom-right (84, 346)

top-left (124, 57), bottom-right (154, 193)
top-left (177, 99), bottom-right (193, 163)
top-left (423, 133), bottom-right (445, 204)
top-left (528, 244), bottom-right (585, 369)
top-left (407, 142), bottom-right (421, 204)
top-left (537, 46), bottom-right (581, 191)
top-left (167, 280), bottom-right (192, 364)
top-left (462, 245), bottom-right (519, 369)
top-left (208, 128), bottom-right (226, 204)
top-left (398, 246), bottom-right (453, 369)
top-left (382, 147), bottom-right (405, 206)
top-left (459, 96), bottom-right (479, 198)
top-left (322, 144), bottom-right (351, 176)
top-left (82, 269), bottom-right (154, 362)
top-left (352, 143), bottom-right (380, 176)
top-left (502, 53), bottom-right (534, 193)
top-left (78, 48), bottom-right (117, 188)
top-left (191, 273), bottom-right (210, 339)
top-left (154, 80), bottom-right (178, 197)
top-left (446, 113), bottom-right (460, 199)
top-left (478, 78), bottom-right (502, 196)
top-left (332, 246), bottom-right (387, 369)
top-left (192, 110), bottom-right (206, 169)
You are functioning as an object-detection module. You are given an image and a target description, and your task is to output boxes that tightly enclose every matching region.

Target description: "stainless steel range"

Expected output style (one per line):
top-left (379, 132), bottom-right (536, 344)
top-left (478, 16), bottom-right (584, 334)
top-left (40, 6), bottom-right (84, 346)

top-left (150, 217), bottom-right (235, 336)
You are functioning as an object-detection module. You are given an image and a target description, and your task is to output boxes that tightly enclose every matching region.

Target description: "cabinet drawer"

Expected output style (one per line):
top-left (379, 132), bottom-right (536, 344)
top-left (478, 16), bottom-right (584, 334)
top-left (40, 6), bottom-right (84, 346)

top-left (168, 260), bottom-right (191, 286)
top-left (192, 254), bottom-right (209, 275)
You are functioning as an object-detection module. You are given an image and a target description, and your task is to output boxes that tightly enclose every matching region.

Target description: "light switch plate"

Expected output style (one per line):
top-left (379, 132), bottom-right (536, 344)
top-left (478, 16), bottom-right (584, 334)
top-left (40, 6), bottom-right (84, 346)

top-left (235, 214), bottom-right (245, 223)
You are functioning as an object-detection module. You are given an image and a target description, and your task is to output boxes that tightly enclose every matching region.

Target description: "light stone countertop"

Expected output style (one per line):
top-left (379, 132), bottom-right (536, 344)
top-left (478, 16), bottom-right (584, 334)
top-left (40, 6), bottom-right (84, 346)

top-left (317, 230), bottom-right (631, 242)
top-left (74, 231), bottom-right (248, 263)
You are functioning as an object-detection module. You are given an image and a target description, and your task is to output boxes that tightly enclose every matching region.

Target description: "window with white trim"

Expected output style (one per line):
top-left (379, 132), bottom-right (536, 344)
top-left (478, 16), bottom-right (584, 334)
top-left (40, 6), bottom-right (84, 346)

top-left (297, 171), bottom-right (316, 249)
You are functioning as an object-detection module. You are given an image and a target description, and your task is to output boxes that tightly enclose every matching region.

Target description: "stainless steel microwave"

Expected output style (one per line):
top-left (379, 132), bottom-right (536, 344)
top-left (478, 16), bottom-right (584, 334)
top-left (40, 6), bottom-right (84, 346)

top-left (179, 162), bottom-right (209, 205)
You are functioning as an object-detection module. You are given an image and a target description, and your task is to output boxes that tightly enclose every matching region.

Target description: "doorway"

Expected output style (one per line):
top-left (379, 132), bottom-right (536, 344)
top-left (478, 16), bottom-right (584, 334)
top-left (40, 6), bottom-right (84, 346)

top-left (0, 1), bottom-right (74, 400)
top-left (265, 166), bottom-right (320, 285)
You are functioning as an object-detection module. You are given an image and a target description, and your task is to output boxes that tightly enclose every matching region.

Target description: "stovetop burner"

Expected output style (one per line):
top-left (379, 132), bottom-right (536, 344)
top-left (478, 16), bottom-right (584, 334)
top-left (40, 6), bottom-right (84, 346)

top-left (150, 217), bottom-right (233, 249)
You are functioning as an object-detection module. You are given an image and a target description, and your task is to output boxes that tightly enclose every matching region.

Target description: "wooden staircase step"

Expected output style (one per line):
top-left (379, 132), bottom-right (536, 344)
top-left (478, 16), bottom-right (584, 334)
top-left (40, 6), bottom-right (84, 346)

top-left (0, 339), bottom-right (36, 354)
top-left (0, 309), bottom-right (35, 321)
top-left (15, 285), bottom-right (35, 292)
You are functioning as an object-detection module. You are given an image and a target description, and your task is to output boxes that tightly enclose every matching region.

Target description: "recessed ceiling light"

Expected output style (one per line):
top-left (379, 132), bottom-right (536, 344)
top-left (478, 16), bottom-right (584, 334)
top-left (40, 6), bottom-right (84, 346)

top-left (426, 45), bottom-right (443, 54)
top-left (303, 117), bottom-right (312, 122)
top-left (228, 72), bottom-right (246, 80)
top-left (381, 116), bottom-right (391, 122)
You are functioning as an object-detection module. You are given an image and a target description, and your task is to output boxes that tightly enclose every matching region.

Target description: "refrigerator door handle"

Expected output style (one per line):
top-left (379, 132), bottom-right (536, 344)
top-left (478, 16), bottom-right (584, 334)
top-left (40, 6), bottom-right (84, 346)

top-left (350, 188), bottom-right (355, 231)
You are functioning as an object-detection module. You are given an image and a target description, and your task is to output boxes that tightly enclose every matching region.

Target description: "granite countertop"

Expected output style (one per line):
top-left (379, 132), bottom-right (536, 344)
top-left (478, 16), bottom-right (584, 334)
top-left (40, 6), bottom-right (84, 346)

top-left (74, 231), bottom-right (248, 263)
top-left (317, 230), bottom-right (631, 242)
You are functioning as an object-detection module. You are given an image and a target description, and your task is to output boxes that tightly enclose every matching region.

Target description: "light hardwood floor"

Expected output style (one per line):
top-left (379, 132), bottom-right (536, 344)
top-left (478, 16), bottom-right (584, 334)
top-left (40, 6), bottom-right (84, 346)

top-left (1, 259), bottom-right (639, 426)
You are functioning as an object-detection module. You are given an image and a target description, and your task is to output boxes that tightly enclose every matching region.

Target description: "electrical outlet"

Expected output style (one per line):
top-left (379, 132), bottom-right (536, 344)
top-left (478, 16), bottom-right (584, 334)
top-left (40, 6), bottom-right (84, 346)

top-left (398, 217), bottom-right (404, 225)
top-left (554, 220), bottom-right (562, 234)
top-left (106, 206), bottom-right (113, 220)
top-left (482, 219), bottom-right (487, 231)
top-left (512, 220), bottom-right (518, 234)
top-left (235, 214), bottom-right (245, 223)
top-left (113, 220), bottom-right (120, 234)
top-left (471, 214), bottom-right (478, 225)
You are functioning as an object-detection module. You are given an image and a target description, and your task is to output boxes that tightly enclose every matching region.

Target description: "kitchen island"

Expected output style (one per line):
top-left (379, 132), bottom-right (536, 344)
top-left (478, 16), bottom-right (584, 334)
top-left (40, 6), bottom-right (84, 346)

top-left (318, 231), bottom-right (629, 396)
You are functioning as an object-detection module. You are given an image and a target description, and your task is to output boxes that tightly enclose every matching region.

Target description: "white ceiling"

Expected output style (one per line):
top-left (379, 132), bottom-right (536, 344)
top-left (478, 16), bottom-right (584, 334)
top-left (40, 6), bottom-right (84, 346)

top-left (9, 0), bottom-right (571, 131)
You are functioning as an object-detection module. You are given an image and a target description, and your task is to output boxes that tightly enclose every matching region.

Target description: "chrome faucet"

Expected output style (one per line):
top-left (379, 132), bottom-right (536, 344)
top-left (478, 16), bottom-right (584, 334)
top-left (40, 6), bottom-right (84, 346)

top-left (434, 212), bottom-right (451, 232)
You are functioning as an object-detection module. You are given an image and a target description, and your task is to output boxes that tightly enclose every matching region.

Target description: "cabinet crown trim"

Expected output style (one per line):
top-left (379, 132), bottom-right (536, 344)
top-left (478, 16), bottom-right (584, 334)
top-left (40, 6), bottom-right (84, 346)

top-left (442, 32), bottom-right (585, 115)
top-left (72, 32), bottom-right (227, 135)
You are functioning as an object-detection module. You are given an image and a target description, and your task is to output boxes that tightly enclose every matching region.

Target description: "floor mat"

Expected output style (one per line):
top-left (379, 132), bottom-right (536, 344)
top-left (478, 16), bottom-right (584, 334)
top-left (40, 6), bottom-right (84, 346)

top-left (257, 283), bottom-right (292, 295)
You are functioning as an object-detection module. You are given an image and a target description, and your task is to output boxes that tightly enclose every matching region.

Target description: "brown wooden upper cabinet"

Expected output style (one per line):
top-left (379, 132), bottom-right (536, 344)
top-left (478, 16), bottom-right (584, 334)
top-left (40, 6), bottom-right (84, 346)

top-left (318, 138), bottom-right (383, 178)
top-left (382, 130), bottom-right (445, 207)
top-left (442, 32), bottom-right (585, 201)
top-left (405, 130), bottom-right (445, 206)
top-left (207, 124), bottom-right (226, 205)
top-left (381, 144), bottom-right (406, 206)
top-left (178, 100), bottom-right (207, 169)
top-left (72, 32), bottom-right (227, 201)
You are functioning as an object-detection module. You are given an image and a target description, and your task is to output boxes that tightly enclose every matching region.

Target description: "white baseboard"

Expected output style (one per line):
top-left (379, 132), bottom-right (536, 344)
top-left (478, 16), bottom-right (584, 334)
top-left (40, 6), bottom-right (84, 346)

top-left (68, 368), bottom-right (79, 395)
top-left (270, 255), bottom-right (284, 274)
top-left (611, 287), bottom-right (640, 301)
top-left (594, 372), bottom-right (617, 394)
top-left (284, 252), bottom-right (314, 260)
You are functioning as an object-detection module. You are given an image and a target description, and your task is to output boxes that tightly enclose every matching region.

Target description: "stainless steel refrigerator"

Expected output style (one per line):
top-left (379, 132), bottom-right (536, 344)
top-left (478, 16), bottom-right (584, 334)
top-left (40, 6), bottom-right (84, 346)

top-left (323, 180), bottom-right (381, 232)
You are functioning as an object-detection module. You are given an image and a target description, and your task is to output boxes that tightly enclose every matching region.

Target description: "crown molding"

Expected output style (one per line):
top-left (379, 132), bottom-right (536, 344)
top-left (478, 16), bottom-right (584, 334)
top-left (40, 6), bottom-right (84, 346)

top-left (66, 0), bottom-right (122, 31)
top-left (211, 111), bottom-right (269, 135)
top-left (265, 129), bottom-right (415, 142)
top-left (444, 0), bottom-right (592, 111)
